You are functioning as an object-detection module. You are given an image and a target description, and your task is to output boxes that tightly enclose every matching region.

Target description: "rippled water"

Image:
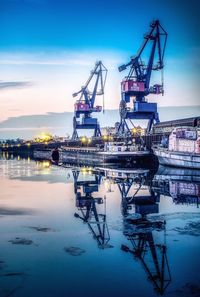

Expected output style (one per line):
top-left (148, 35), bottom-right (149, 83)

top-left (0, 153), bottom-right (200, 297)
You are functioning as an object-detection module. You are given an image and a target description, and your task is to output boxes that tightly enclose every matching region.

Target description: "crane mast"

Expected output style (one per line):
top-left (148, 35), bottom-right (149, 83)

top-left (118, 20), bottom-right (167, 134)
top-left (72, 61), bottom-right (107, 140)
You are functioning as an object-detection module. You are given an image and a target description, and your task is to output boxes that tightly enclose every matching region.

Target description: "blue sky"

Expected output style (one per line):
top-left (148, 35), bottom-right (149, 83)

top-left (0, 0), bottom-right (200, 138)
top-left (1, 0), bottom-right (200, 53)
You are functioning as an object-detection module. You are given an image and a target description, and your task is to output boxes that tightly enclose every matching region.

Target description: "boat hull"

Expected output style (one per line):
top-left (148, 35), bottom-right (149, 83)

top-left (33, 148), bottom-right (153, 166)
top-left (154, 148), bottom-right (200, 169)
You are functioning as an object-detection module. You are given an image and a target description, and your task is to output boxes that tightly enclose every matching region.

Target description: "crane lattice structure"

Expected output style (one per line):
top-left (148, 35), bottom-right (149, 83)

top-left (73, 169), bottom-right (110, 249)
top-left (72, 61), bottom-right (107, 139)
top-left (118, 20), bottom-right (167, 134)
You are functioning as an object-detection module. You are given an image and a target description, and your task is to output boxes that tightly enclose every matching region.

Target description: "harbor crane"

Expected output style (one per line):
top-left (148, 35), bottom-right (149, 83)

top-left (118, 20), bottom-right (167, 134)
top-left (72, 61), bottom-right (107, 140)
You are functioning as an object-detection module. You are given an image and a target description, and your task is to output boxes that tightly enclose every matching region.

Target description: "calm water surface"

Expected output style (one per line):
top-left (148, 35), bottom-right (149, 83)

top-left (0, 154), bottom-right (200, 297)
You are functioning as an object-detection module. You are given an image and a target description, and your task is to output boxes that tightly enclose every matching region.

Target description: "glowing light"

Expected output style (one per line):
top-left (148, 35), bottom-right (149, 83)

top-left (42, 160), bottom-right (51, 168)
top-left (35, 132), bottom-right (52, 143)
top-left (81, 136), bottom-right (87, 143)
top-left (132, 128), bottom-right (137, 134)
top-left (103, 135), bottom-right (108, 141)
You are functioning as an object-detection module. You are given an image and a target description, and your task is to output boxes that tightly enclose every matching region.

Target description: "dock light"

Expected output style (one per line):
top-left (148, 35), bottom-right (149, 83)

top-left (109, 136), bottom-right (113, 141)
top-left (88, 167), bottom-right (93, 174)
top-left (132, 128), bottom-right (137, 134)
top-left (81, 136), bottom-right (87, 143)
top-left (81, 167), bottom-right (87, 175)
top-left (87, 138), bottom-right (92, 144)
top-left (17, 144), bottom-right (21, 147)
top-left (35, 132), bottom-right (52, 143)
top-left (42, 160), bottom-right (50, 168)
top-left (26, 143), bottom-right (31, 147)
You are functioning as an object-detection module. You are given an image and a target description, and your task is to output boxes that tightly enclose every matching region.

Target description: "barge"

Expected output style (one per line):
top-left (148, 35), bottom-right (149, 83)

top-left (154, 127), bottom-right (200, 169)
top-left (33, 142), bottom-right (152, 166)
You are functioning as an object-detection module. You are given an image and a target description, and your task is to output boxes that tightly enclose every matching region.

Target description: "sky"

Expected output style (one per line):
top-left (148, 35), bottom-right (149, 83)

top-left (0, 0), bottom-right (200, 138)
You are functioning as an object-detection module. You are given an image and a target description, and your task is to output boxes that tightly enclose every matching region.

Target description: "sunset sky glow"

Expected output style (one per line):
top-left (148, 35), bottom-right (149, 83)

top-left (0, 0), bottom-right (200, 138)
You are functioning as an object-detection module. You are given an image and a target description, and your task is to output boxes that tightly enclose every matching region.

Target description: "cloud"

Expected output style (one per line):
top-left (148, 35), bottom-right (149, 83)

top-left (0, 50), bottom-right (124, 69)
top-left (0, 106), bottom-right (199, 140)
top-left (0, 80), bottom-right (33, 90)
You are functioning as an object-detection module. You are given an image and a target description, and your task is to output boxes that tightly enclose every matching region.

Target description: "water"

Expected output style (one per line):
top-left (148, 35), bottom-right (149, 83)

top-left (0, 153), bottom-right (200, 297)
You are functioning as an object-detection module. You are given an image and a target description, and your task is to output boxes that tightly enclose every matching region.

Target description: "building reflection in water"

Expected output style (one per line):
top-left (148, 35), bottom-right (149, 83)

top-left (72, 168), bottom-right (111, 249)
top-left (153, 165), bottom-right (200, 208)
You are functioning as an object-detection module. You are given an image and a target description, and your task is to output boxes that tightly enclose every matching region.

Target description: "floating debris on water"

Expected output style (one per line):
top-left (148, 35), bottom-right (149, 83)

top-left (28, 226), bottom-right (54, 232)
top-left (150, 212), bottom-right (200, 221)
top-left (8, 237), bottom-right (33, 245)
top-left (173, 221), bottom-right (200, 237)
top-left (168, 282), bottom-right (200, 297)
top-left (64, 247), bottom-right (86, 256)
top-left (0, 207), bottom-right (34, 216)
top-left (2, 272), bottom-right (27, 277)
top-left (123, 217), bottom-right (165, 235)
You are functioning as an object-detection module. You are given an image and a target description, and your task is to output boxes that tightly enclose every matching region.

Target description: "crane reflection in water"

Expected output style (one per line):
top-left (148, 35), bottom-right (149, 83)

top-left (72, 166), bottom-right (172, 294)
top-left (72, 168), bottom-right (111, 249)
top-left (104, 167), bottom-right (171, 295)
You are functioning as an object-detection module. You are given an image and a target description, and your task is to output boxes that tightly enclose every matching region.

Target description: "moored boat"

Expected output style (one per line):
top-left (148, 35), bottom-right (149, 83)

top-left (33, 141), bottom-right (152, 166)
top-left (154, 127), bottom-right (200, 169)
